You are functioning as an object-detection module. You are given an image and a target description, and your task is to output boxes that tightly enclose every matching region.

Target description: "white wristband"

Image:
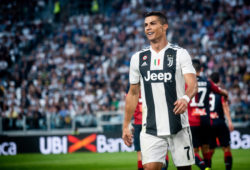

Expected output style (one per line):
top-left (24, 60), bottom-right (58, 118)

top-left (182, 95), bottom-right (190, 103)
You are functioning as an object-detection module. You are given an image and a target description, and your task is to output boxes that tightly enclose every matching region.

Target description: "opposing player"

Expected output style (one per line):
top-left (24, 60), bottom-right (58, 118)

top-left (209, 72), bottom-right (233, 170)
top-left (123, 11), bottom-right (198, 170)
top-left (132, 92), bottom-right (143, 170)
top-left (188, 59), bottom-right (228, 169)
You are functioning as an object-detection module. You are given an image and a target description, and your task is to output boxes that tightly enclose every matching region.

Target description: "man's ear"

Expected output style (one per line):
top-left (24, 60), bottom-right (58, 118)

top-left (163, 24), bottom-right (168, 31)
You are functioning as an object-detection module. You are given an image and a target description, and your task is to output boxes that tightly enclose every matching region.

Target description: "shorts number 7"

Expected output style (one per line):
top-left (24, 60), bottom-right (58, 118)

top-left (184, 146), bottom-right (190, 160)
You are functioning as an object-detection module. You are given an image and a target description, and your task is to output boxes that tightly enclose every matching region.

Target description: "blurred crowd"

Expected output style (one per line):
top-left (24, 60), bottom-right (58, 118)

top-left (0, 0), bottom-right (249, 130)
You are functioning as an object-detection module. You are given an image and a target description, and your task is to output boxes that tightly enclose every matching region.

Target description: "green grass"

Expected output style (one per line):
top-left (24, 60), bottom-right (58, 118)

top-left (0, 149), bottom-right (249, 170)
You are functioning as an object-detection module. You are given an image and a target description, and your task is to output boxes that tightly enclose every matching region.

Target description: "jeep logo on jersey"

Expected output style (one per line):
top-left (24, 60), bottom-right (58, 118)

top-left (144, 70), bottom-right (172, 83)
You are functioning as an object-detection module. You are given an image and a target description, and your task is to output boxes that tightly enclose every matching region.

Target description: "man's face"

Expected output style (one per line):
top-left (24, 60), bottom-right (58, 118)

top-left (144, 16), bottom-right (168, 42)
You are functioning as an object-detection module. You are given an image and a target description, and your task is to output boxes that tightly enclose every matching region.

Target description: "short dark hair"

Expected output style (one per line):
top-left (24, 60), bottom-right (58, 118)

top-left (144, 11), bottom-right (168, 25)
top-left (210, 72), bottom-right (220, 83)
top-left (192, 59), bottom-right (201, 72)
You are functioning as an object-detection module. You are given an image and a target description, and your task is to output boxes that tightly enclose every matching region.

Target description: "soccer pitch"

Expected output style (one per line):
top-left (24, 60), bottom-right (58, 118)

top-left (0, 149), bottom-right (249, 170)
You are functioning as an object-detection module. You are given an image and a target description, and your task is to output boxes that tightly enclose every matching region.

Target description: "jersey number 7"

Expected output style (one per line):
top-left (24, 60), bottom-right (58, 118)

top-left (189, 87), bottom-right (207, 107)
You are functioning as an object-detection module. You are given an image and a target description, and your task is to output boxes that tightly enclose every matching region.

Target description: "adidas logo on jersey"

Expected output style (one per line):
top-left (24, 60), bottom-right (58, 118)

top-left (144, 70), bottom-right (172, 83)
top-left (141, 62), bottom-right (148, 67)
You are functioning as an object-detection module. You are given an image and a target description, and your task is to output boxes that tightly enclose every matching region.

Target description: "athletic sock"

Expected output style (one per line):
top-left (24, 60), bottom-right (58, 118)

top-left (161, 155), bottom-right (169, 170)
top-left (209, 150), bottom-right (214, 168)
top-left (224, 151), bottom-right (232, 170)
top-left (165, 155), bottom-right (169, 169)
top-left (210, 150), bottom-right (214, 157)
top-left (138, 160), bottom-right (143, 170)
top-left (195, 153), bottom-right (206, 170)
top-left (203, 152), bottom-right (211, 168)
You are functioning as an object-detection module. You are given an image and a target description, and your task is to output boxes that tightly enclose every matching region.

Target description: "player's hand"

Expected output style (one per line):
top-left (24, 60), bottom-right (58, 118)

top-left (228, 121), bottom-right (234, 132)
top-left (122, 126), bottom-right (133, 147)
top-left (173, 98), bottom-right (188, 114)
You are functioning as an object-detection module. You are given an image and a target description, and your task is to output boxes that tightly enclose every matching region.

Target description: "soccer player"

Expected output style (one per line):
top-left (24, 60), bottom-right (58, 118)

top-left (188, 59), bottom-right (228, 170)
top-left (209, 72), bottom-right (233, 170)
top-left (122, 11), bottom-right (198, 170)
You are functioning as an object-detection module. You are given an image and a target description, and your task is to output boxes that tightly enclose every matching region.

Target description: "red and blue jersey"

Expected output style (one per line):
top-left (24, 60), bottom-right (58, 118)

top-left (209, 93), bottom-right (226, 125)
top-left (134, 94), bottom-right (142, 125)
top-left (188, 76), bottom-right (221, 126)
top-left (125, 92), bottom-right (142, 125)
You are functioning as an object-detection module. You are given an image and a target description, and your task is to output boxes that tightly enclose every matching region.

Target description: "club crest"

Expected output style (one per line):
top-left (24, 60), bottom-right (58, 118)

top-left (167, 55), bottom-right (173, 67)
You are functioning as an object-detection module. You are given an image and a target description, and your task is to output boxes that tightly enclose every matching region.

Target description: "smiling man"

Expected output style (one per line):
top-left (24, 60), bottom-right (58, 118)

top-left (122, 11), bottom-right (198, 170)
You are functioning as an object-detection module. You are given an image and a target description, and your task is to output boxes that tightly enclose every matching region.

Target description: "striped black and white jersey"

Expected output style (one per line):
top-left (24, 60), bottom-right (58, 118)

top-left (129, 42), bottom-right (196, 136)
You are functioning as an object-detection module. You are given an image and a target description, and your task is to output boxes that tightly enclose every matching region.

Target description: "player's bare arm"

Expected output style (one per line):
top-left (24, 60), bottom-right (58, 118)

top-left (174, 73), bottom-right (197, 114)
top-left (219, 88), bottom-right (229, 101)
top-left (122, 83), bottom-right (140, 146)
top-left (222, 100), bottom-right (234, 132)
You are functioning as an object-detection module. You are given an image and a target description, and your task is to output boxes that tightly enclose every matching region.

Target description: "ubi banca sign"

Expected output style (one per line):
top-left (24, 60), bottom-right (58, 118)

top-left (39, 134), bottom-right (134, 154)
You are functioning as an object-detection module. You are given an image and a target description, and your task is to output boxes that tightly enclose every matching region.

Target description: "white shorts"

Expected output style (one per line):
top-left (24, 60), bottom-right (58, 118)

top-left (140, 127), bottom-right (195, 167)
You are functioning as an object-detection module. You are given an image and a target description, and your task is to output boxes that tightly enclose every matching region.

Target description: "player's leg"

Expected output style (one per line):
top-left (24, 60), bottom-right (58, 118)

top-left (168, 127), bottom-right (195, 170)
top-left (209, 147), bottom-right (215, 168)
top-left (143, 162), bottom-right (163, 170)
top-left (201, 144), bottom-right (211, 168)
top-left (137, 151), bottom-right (143, 170)
top-left (165, 154), bottom-right (169, 169)
top-left (219, 123), bottom-right (232, 170)
top-left (209, 124), bottom-right (218, 168)
top-left (222, 146), bottom-right (232, 170)
top-left (209, 148), bottom-right (215, 158)
top-left (140, 131), bottom-right (168, 170)
top-left (134, 124), bottom-right (143, 170)
top-left (161, 153), bottom-right (169, 170)
top-left (201, 125), bottom-right (212, 168)
top-left (194, 148), bottom-right (207, 170)
top-left (190, 126), bottom-right (206, 170)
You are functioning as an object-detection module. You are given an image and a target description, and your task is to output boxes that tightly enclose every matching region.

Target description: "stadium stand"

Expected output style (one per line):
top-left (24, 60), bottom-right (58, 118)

top-left (0, 0), bottom-right (249, 133)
